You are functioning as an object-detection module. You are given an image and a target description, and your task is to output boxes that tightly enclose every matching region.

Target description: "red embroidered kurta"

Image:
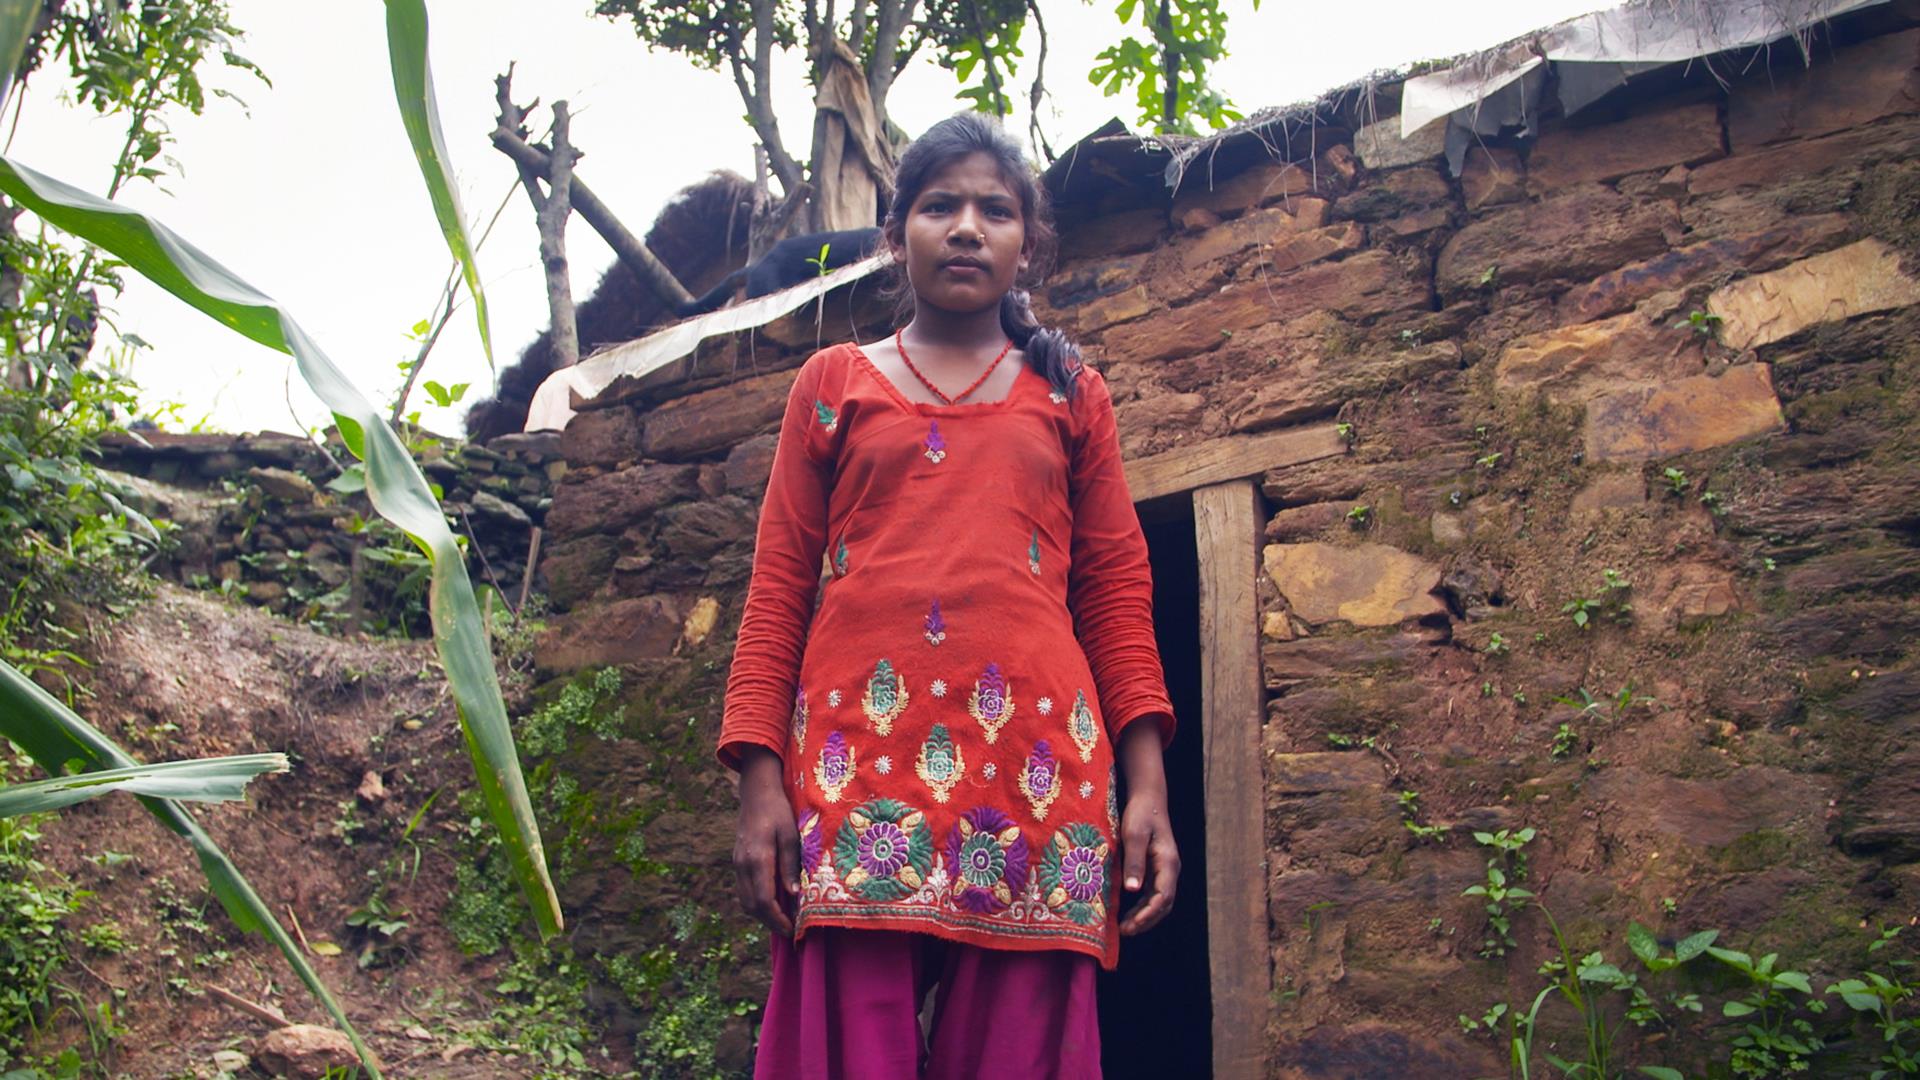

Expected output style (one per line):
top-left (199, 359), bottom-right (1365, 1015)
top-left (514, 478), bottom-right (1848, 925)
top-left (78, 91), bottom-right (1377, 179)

top-left (719, 341), bottom-right (1174, 970)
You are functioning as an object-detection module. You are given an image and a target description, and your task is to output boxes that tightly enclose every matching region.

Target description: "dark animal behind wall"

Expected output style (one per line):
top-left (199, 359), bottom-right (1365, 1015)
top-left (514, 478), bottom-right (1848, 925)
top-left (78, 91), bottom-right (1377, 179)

top-left (463, 170), bottom-right (754, 441)
top-left (674, 226), bottom-right (884, 316)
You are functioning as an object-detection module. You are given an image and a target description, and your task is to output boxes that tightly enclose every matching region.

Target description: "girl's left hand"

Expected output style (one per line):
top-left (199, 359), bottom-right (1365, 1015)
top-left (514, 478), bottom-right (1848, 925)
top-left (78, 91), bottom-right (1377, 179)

top-left (1116, 716), bottom-right (1178, 936)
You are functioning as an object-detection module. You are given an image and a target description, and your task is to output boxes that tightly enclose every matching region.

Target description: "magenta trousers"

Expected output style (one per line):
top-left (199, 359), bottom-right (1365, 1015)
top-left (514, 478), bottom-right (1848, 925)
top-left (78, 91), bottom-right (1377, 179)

top-left (753, 927), bottom-right (1102, 1079)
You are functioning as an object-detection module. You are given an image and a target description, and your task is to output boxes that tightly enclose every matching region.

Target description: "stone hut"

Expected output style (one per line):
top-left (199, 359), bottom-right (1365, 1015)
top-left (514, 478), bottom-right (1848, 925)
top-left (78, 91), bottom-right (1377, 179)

top-left (523, 4), bottom-right (1920, 1075)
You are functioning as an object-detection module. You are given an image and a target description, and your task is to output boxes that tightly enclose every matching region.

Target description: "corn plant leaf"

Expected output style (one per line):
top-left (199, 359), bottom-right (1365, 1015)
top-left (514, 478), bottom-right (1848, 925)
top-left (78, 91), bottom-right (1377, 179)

top-left (0, 753), bottom-right (288, 816)
top-left (0, 155), bottom-right (563, 945)
top-left (0, 0), bottom-right (34, 111)
top-left (0, 661), bottom-right (384, 1076)
top-left (384, 0), bottom-right (492, 367)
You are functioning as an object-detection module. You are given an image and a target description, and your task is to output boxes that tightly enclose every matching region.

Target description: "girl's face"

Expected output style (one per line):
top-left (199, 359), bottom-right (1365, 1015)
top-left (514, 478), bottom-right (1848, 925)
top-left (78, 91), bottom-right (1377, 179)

top-left (892, 150), bottom-right (1032, 317)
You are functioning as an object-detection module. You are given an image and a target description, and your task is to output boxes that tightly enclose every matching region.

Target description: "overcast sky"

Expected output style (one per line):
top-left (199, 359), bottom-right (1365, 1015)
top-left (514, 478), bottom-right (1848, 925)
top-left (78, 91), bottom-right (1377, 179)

top-left (17, 0), bottom-right (1614, 436)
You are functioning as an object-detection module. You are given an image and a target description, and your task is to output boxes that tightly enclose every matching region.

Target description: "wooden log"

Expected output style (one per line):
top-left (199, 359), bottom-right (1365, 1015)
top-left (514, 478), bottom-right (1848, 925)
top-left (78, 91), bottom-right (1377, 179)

top-left (1125, 423), bottom-right (1346, 505)
top-left (1193, 479), bottom-right (1268, 1080)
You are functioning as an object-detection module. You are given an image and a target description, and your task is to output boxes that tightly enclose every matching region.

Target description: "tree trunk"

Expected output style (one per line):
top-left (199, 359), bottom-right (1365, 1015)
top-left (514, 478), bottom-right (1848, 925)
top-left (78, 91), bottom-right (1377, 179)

top-left (532, 101), bottom-right (581, 369)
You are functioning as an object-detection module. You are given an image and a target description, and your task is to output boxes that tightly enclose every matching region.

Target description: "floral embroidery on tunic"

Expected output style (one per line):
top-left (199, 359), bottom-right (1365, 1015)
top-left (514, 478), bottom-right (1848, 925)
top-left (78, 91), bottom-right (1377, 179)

top-left (827, 689), bottom-right (843, 708)
top-left (924, 599), bottom-right (946, 646)
top-left (833, 798), bottom-right (933, 901)
top-left (861, 659), bottom-right (909, 736)
top-left (1106, 765), bottom-right (1119, 829)
top-left (1036, 696), bottom-right (1054, 716)
top-left (1078, 780), bottom-right (1095, 799)
top-left (790, 688), bottom-right (809, 755)
top-left (1028, 528), bottom-right (1042, 575)
top-left (1040, 823), bottom-right (1111, 926)
top-left (797, 809), bottom-right (824, 885)
top-left (815, 400), bottom-right (839, 433)
top-left (833, 538), bottom-right (849, 577)
top-left (875, 755), bottom-right (893, 776)
top-left (1018, 740), bottom-right (1061, 820)
top-left (915, 724), bottom-right (966, 803)
top-left (815, 731), bottom-right (856, 803)
top-left (1068, 689), bottom-right (1098, 763)
top-left (947, 807), bottom-right (1029, 914)
top-left (923, 420), bottom-right (947, 464)
top-left (967, 663), bottom-right (1015, 744)
top-left (982, 762), bottom-right (997, 780)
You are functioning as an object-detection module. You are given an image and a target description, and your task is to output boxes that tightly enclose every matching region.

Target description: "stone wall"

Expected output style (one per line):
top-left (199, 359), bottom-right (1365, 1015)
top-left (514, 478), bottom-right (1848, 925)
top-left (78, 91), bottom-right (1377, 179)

top-left (535, 19), bottom-right (1920, 1077)
top-left (100, 430), bottom-right (557, 631)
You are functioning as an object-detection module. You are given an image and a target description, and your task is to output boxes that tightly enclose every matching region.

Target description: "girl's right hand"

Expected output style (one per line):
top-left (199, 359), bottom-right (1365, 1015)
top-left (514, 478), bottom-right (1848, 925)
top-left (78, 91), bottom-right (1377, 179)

top-left (733, 745), bottom-right (800, 936)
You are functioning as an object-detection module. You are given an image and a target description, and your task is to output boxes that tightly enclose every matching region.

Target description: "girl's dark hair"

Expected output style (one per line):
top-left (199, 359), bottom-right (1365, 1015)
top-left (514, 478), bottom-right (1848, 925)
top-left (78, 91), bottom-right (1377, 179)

top-left (883, 111), bottom-right (1084, 401)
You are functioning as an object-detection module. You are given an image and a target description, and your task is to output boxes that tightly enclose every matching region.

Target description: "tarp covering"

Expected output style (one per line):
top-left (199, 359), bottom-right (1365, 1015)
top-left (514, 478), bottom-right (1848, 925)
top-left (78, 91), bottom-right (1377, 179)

top-left (524, 251), bottom-right (892, 432)
top-left (1402, 0), bottom-right (1892, 140)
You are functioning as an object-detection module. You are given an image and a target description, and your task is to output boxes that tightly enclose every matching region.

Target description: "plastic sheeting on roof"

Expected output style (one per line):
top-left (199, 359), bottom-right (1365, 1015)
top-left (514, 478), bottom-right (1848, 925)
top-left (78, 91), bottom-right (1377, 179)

top-left (523, 251), bottom-right (892, 432)
top-left (1401, 0), bottom-right (1892, 142)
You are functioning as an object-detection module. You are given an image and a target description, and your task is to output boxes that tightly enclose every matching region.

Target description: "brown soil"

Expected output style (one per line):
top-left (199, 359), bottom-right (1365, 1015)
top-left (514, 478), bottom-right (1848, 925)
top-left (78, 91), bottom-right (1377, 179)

top-left (26, 586), bottom-right (547, 1078)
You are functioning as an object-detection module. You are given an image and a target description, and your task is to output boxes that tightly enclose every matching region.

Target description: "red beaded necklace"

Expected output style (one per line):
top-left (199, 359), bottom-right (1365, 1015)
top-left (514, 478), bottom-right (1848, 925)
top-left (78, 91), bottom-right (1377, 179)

top-left (894, 328), bottom-right (1014, 406)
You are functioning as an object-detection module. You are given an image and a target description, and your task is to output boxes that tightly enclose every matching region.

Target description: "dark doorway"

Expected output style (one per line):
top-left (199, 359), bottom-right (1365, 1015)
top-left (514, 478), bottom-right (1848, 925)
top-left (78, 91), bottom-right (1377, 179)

top-left (1098, 507), bottom-right (1211, 1077)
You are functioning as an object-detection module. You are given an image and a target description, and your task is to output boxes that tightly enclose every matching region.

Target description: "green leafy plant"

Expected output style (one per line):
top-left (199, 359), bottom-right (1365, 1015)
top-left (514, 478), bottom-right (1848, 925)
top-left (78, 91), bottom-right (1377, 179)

top-left (1346, 504), bottom-right (1371, 528)
top-left (0, 661), bottom-right (378, 1072)
top-left (1087, 0), bottom-right (1259, 133)
top-left (1710, 944), bottom-right (1827, 1078)
top-left (1550, 722), bottom-right (1579, 760)
top-left (804, 241), bottom-right (833, 277)
top-left (1662, 466), bottom-right (1689, 495)
top-left (1486, 632), bottom-right (1510, 657)
top-left (1465, 826), bottom-right (1535, 959)
top-left (421, 379), bottom-right (469, 409)
top-left (0, 5), bottom-right (562, 963)
top-left (1673, 309), bottom-right (1722, 336)
top-left (1827, 927), bottom-right (1919, 1078)
top-left (1562, 570), bottom-right (1633, 629)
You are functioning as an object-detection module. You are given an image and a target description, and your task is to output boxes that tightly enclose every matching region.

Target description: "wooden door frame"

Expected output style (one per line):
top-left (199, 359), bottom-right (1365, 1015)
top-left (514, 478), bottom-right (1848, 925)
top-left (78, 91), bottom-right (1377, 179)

top-left (1121, 423), bottom-right (1344, 1079)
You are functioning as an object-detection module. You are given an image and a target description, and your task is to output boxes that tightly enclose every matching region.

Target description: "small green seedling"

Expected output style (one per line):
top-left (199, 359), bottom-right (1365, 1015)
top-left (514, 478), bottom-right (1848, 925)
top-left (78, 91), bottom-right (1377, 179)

top-left (1551, 722), bottom-right (1579, 759)
top-left (1673, 309), bottom-right (1722, 336)
top-left (805, 241), bottom-right (833, 276)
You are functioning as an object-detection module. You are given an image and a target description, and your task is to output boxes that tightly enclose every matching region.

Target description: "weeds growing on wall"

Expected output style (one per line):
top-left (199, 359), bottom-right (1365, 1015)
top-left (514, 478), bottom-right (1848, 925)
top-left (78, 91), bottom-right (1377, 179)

top-left (1454, 825), bottom-right (1920, 1078)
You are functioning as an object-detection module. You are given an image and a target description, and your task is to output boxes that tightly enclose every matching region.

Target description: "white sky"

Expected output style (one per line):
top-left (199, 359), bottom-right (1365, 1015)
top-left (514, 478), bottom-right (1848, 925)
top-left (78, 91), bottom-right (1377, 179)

top-left (15, 0), bottom-right (1615, 437)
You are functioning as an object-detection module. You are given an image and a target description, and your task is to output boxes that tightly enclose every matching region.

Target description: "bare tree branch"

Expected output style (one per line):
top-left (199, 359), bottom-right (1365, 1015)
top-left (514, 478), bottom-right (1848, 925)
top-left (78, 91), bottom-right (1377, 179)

top-left (1025, 0), bottom-right (1055, 163)
top-left (392, 177), bottom-right (521, 426)
top-left (1158, 0), bottom-right (1179, 130)
top-left (724, 18), bottom-right (805, 197)
top-left (495, 67), bottom-right (580, 370)
top-left (868, 0), bottom-right (917, 122)
top-left (492, 132), bottom-right (694, 309)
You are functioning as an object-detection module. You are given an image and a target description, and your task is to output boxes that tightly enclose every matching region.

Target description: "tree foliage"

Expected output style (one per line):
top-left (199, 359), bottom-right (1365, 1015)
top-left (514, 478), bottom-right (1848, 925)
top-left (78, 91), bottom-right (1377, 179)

top-left (1089, 0), bottom-right (1256, 134)
top-left (597, 0), bottom-right (1258, 206)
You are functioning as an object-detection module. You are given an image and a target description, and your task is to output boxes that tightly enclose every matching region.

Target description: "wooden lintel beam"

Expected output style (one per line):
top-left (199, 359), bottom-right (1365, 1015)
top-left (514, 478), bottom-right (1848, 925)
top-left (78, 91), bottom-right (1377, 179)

top-left (1125, 423), bottom-right (1346, 505)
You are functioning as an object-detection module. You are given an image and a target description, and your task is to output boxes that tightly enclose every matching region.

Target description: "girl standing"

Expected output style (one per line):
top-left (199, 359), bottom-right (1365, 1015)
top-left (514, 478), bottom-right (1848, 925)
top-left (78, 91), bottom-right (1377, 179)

top-left (720, 111), bottom-right (1178, 1080)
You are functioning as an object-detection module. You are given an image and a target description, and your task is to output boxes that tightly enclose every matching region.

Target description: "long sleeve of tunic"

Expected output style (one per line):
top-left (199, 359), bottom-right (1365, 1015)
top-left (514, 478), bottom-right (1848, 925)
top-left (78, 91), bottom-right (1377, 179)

top-left (718, 342), bottom-right (1174, 969)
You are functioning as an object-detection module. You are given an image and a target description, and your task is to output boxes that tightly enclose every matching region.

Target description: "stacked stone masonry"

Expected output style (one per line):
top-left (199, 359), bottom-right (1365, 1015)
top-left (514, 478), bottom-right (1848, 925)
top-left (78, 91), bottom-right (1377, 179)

top-left (535, 20), bottom-right (1920, 1078)
top-left (100, 430), bottom-right (558, 630)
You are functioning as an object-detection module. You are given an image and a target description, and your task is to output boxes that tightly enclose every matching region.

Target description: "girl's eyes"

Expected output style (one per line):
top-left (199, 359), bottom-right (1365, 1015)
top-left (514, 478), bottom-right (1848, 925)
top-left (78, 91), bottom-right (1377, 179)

top-left (918, 200), bottom-right (1018, 220)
